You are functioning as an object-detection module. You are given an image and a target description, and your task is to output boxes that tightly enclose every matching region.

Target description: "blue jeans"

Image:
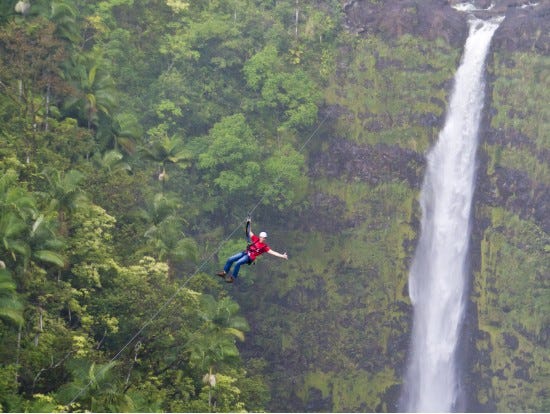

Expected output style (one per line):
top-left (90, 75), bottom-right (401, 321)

top-left (224, 251), bottom-right (251, 278)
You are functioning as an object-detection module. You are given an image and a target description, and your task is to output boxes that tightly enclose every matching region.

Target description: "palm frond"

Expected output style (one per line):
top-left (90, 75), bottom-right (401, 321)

top-left (33, 250), bottom-right (65, 267)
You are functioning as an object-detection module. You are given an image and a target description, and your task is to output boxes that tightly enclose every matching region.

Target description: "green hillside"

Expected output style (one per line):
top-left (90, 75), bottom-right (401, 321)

top-left (0, 0), bottom-right (547, 412)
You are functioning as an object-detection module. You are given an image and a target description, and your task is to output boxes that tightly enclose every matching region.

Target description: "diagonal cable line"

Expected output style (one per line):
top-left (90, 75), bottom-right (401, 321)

top-left (65, 113), bottom-right (329, 408)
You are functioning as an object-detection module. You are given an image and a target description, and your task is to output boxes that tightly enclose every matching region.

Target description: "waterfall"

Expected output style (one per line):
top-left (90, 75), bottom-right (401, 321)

top-left (400, 16), bottom-right (503, 412)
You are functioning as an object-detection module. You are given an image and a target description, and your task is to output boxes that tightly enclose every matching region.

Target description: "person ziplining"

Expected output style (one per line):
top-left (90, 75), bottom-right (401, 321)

top-left (217, 217), bottom-right (288, 283)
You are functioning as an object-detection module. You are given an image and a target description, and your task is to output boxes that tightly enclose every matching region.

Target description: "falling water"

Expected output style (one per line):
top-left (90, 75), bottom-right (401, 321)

top-left (400, 16), bottom-right (502, 412)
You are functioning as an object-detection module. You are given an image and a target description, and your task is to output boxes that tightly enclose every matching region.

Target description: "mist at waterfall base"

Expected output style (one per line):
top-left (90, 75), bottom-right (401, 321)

top-left (399, 17), bottom-right (502, 412)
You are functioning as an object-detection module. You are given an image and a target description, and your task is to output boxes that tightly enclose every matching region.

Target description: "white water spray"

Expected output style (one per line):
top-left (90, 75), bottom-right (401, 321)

top-left (400, 16), bottom-right (502, 412)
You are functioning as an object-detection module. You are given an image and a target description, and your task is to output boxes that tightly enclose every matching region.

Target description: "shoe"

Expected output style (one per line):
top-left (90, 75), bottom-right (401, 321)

top-left (225, 275), bottom-right (235, 283)
top-left (216, 271), bottom-right (226, 278)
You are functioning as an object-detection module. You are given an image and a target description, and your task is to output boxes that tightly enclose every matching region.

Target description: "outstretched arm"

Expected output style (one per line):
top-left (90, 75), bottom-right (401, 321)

top-left (267, 249), bottom-right (288, 260)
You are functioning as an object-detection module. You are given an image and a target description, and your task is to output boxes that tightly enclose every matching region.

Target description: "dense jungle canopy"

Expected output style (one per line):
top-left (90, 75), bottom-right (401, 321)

top-left (0, 0), bottom-right (548, 412)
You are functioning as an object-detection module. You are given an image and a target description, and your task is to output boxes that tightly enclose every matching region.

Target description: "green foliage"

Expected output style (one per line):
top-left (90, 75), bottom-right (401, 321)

top-left (473, 207), bottom-right (549, 412)
top-left (63, 53), bottom-right (119, 130)
top-left (56, 359), bottom-right (134, 412)
top-left (299, 368), bottom-right (397, 412)
top-left (40, 168), bottom-right (88, 216)
top-left (27, 214), bottom-right (65, 267)
top-left (91, 149), bottom-right (132, 175)
top-left (236, 177), bottom-right (416, 411)
top-left (0, 364), bottom-right (22, 412)
top-left (198, 113), bottom-right (260, 200)
top-left (0, 0), bottom-right (545, 412)
top-left (244, 44), bottom-right (321, 131)
top-left (470, 49), bottom-right (549, 412)
top-left (0, 1), bottom-right (293, 411)
top-left (143, 215), bottom-right (198, 277)
top-left (325, 34), bottom-right (458, 150)
top-left (0, 168), bottom-right (65, 274)
top-left (140, 135), bottom-right (191, 168)
top-left (187, 294), bottom-right (249, 371)
top-left (197, 113), bottom-right (308, 215)
top-left (0, 269), bottom-right (23, 325)
top-left (258, 143), bottom-right (307, 209)
top-left (191, 372), bottom-right (246, 413)
top-left (490, 51), bottom-right (550, 183)
top-left (69, 204), bottom-right (115, 268)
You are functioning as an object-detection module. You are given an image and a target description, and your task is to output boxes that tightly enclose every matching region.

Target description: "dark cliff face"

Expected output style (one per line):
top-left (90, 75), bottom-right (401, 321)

top-left (246, 1), bottom-right (547, 411)
top-left (343, 0), bottom-right (550, 54)
top-left (489, 1), bottom-right (550, 54)
top-left (339, 0), bottom-right (550, 262)
top-left (343, 0), bottom-right (468, 47)
top-left (333, 1), bottom-right (549, 412)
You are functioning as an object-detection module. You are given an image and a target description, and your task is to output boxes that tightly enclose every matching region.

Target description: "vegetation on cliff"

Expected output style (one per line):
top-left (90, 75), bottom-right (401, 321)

top-left (472, 48), bottom-right (550, 412)
top-left (0, 0), bottom-right (547, 412)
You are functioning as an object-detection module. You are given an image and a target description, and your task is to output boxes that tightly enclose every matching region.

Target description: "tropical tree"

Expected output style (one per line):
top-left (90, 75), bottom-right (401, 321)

top-left (95, 112), bottom-right (142, 154)
top-left (26, 214), bottom-right (65, 270)
top-left (197, 113), bottom-right (260, 217)
top-left (258, 143), bottom-right (307, 210)
top-left (67, 203), bottom-right (116, 289)
top-left (0, 17), bottom-right (69, 131)
top-left (243, 44), bottom-right (320, 131)
top-left (143, 215), bottom-right (197, 279)
top-left (56, 360), bottom-right (135, 412)
top-left (0, 169), bottom-right (36, 267)
top-left (0, 268), bottom-right (23, 326)
top-left (0, 171), bottom-right (66, 402)
top-left (139, 134), bottom-right (191, 191)
top-left (186, 295), bottom-right (249, 372)
top-left (40, 168), bottom-right (87, 236)
top-left (63, 53), bottom-right (118, 130)
top-left (0, 212), bottom-right (30, 267)
top-left (132, 192), bottom-right (196, 277)
top-left (0, 0), bottom-right (341, 411)
top-left (91, 149), bottom-right (131, 175)
top-left (49, 0), bottom-right (81, 44)
top-left (132, 192), bottom-right (180, 231)
top-left (182, 294), bottom-right (250, 410)
top-left (151, 0), bottom-right (255, 135)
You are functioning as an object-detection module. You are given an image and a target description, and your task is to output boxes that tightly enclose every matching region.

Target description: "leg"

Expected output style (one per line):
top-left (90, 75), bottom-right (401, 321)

top-left (224, 251), bottom-right (247, 274)
top-left (232, 254), bottom-right (251, 278)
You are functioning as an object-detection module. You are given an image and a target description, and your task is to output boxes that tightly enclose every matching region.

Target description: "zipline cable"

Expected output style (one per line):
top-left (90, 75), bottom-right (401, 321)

top-left (65, 222), bottom-right (245, 408)
top-left (65, 113), bottom-right (328, 409)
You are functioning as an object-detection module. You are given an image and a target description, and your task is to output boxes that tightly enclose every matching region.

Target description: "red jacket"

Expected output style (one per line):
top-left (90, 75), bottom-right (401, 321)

top-left (246, 234), bottom-right (270, 261)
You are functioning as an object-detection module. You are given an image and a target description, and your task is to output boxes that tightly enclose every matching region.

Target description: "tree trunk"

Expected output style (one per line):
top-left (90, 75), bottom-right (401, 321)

top-left (45, 83), bottom-right (51, 131)
top-left (15, 324), bottom-right (22, 382)
top-left (295, 0), bottom-right (299, 38)
top-left (34, 307), bottom-right (43, 346)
